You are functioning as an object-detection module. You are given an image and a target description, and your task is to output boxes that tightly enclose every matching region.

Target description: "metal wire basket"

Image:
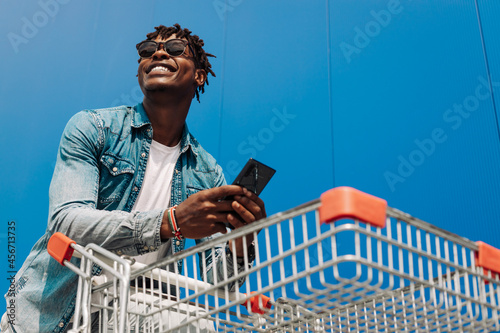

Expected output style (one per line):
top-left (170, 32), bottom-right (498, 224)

top-left (48, 187), bottom-right (500, 332)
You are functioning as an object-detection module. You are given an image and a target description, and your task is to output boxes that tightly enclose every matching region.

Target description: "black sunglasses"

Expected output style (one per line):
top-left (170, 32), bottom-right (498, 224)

top-left (136, 39), bottom-right (196, 60)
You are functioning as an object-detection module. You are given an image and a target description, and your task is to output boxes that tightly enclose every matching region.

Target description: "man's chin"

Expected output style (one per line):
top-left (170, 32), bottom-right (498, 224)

top-left (145, 86), bottom-right (168, 92)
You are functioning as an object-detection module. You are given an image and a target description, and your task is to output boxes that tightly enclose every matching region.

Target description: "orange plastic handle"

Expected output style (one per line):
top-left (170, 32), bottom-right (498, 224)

top-left (47, 232), bottom-right (76, 265)
top-left (319, 187), bottom-right (387, 228)
top-left (241, 292), bottom-right (272, 314)
top-left (475, 241), bottom-right (500, 276)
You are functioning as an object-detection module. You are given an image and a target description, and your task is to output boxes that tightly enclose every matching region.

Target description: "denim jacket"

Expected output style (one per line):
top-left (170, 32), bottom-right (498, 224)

top-left (4, 104), bottom-right (242, 332)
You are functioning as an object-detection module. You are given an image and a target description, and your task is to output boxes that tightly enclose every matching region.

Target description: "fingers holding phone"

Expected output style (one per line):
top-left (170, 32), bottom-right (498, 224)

top-left (225, 158), bottom-right (275, 229)
top-left (166, 185), bottom-right (245, 239)
top-left (226, 188), bottom-right (267, 257)
top-left (228, 188), bottom-right (267, 228)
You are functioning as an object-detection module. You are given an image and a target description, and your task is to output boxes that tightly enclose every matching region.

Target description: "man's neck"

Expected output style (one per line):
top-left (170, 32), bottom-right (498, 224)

top-left (142, 94), bottom-right (192, 147)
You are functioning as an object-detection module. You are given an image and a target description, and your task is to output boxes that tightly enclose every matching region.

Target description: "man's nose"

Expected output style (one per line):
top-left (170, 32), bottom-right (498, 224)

top-left (152, 44), bottom-right (170, 60)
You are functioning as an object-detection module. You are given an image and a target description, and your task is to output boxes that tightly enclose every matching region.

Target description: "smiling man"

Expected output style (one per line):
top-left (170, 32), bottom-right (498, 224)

top-left (1, 24), bottom-right (265, 332)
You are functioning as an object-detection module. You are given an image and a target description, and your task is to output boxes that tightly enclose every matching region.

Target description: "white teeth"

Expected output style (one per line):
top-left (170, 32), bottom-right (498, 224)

top-left (150, 66), bottom-right (170, 72)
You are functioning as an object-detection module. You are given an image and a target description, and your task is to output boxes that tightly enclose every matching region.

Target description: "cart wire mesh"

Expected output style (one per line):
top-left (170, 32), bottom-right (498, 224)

top-left (48, 187), bottom-right (500, 332)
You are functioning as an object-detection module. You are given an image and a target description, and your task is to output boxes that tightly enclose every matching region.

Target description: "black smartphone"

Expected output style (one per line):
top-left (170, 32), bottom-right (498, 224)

top-left (226, 158), bottom-right (276, 229)
top-left (232, 158), bottom-right (276, 195)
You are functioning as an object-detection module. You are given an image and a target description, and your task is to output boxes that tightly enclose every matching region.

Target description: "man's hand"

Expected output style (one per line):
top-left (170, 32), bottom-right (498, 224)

top-left (160, 185), bottom-right (266, 240)
top-left (227, 187), bottom-right (266, 229)
top-left (228, 187), bottom-right (266, 257)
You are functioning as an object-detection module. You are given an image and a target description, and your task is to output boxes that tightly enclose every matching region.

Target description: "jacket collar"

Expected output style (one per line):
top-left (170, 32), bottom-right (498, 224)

top-left (132, 103), bottom-right (198, 156)
top-left (132, 103), bottom-right (151, 128)
top-left (179, 124), bottom-right (198, 156)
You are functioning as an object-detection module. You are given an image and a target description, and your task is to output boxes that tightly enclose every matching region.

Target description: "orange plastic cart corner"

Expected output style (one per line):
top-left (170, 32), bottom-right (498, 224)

top-left (47, 232), bottom-right (76, 265)
top-left (319, 187), bottom-right (387, 228)
top-left (242, 292), bottom-right (272, 314)
top-left (475, 241), bottom-right (500, 276)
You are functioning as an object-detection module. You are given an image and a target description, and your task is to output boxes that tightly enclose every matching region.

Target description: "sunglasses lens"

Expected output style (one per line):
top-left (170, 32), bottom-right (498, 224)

top-left (137, 39), bottom-right (188, 58)
top-left (138, 41), bottom-right (157, 58)
top-left (165, 40), bottom-right (187, 56)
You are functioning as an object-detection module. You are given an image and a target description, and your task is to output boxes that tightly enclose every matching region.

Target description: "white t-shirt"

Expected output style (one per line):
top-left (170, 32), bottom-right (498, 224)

top-left (132, 139), bottom-right (181, 265)
top-left (81, 140), bottom-right (181, 321)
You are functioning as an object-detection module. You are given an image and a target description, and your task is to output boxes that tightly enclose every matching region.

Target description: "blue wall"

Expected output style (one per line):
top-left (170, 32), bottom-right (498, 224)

top-left (1, 0), bottom-right (499, 317)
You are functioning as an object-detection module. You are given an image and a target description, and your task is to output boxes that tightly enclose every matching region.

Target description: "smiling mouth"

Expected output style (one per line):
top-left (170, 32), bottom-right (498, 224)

top-left (146, 63), bottom-right (177, 74)
top-left (150, 66), bottom-right (171, 73)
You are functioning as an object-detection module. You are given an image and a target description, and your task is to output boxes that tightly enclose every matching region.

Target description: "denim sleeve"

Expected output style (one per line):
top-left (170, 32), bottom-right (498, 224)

top-left (47, 111), bottom-right (163, 255)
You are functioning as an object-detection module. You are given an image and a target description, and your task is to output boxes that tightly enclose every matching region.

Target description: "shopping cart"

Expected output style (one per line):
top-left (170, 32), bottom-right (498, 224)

top-left (48, 187), bottom-right (500, 332)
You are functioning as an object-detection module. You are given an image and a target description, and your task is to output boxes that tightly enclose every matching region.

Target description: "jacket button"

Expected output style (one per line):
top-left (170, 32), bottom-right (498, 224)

top-left (176, 240), bottom-right (181, 246)
top-left (112, 167), bottom-right (118, 172)
top-left (59, 322), bottom-right (65, 328)
top-left (143, 245), bottom-right (149, 250)
top-left (141, 153), bottom-right (146, 158)
top-left (133, 187), bottom-right (139, 191)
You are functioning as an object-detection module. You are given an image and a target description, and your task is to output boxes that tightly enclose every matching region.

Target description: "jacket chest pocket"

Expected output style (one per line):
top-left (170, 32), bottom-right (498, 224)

top-left (98, 153), bottom-right (135, 204)
top-left (184, 168), bottom-right (219, 199)
top-left (186, 185), bottom-right (205, 199)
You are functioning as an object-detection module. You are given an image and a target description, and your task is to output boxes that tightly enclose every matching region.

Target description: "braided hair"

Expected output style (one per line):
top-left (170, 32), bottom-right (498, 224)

top-left (139, 23), bottom-right (216, 102)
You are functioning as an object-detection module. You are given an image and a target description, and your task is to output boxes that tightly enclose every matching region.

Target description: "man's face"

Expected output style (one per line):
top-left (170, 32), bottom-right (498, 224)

top-left (137, 34), bottom-right (203, 98)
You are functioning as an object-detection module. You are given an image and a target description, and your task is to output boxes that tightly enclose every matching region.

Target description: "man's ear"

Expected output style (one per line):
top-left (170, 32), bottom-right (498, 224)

top-left (194, 69), bottom-right (207, 87)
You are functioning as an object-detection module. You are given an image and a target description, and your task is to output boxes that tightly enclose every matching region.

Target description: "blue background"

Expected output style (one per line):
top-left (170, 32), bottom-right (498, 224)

top-left (1, 0), bottom-right (499, 319)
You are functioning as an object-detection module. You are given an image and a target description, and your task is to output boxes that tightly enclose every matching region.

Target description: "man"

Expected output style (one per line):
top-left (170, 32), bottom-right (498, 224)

top-left (2, 23), bottom-right (265, 332)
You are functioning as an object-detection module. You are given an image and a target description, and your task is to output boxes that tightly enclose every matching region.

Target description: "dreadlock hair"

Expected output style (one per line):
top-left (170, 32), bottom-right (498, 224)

top-left (139, 23), bottom-right (216, 102)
